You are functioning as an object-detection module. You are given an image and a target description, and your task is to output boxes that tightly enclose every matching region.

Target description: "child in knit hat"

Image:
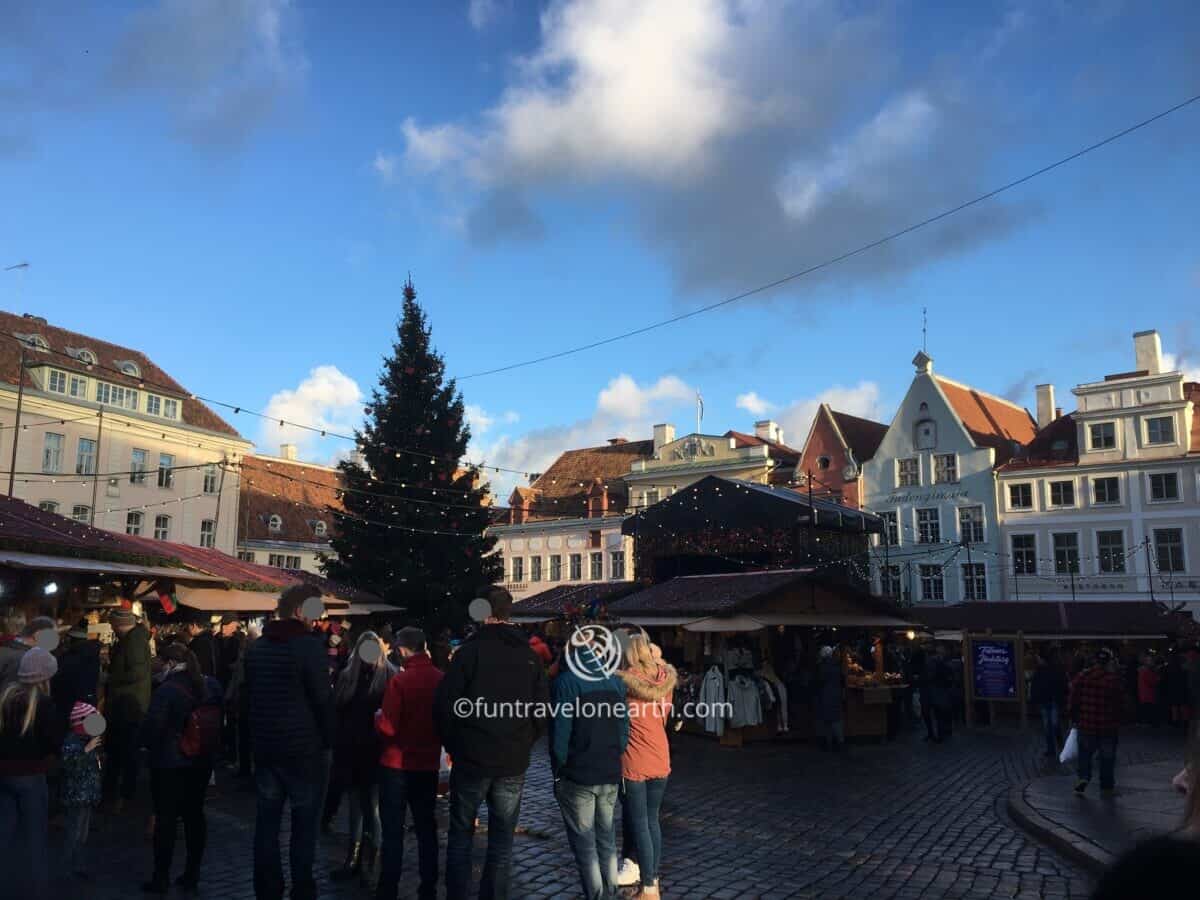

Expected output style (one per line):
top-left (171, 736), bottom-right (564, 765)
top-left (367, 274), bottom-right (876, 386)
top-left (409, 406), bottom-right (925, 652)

top-left (60, 700), bottom-right (104, 877)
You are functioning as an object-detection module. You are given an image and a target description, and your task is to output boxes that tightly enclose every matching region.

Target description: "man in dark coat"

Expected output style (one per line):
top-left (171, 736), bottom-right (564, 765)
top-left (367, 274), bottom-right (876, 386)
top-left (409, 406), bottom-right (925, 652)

top-left (103, 609), bottom-right (152, 808)
top-left (245, 584), bottom-right (334, 900)
top-left (435, 587), bottom-right (549, 900)
top-left (184, 615), bottom-right (218, 679)
top-left (53, 621), bottom-right (102, 731)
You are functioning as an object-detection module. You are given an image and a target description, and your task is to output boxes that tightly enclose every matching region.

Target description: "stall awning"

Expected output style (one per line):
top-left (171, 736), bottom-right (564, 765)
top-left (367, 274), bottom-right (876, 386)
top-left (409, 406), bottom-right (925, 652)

top-left (176, 586), bottom-right (349, 614)
top-left (750, 612), bottom-right (912, 628)
top-left (0, 550), bottom-right (224, 583)
top-left (341, 603), bottom-right (406, 617)
top-left (611, 615), bottom-right (709, 627)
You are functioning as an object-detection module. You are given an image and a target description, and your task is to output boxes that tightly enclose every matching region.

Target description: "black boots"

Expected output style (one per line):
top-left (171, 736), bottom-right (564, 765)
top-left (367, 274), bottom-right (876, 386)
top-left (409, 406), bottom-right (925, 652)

top-left (330, 841), bottom-right (363, 882)
top-left (360, 842), bottom-right (379, 886)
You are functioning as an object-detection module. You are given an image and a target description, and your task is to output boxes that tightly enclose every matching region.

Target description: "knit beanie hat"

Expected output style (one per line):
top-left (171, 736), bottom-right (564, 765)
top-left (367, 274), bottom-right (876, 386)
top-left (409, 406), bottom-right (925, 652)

top-left (70, 701), bottom-right (99, 735)
top-left (109, 609), bottom-right (136, 629)
top-left (18, 646), bottom-right (58, 684)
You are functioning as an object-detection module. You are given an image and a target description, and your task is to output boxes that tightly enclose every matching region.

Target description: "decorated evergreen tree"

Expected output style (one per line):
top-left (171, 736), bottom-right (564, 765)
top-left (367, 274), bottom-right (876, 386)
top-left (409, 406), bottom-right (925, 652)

top-left (323, 279), bottom-right (500, 625)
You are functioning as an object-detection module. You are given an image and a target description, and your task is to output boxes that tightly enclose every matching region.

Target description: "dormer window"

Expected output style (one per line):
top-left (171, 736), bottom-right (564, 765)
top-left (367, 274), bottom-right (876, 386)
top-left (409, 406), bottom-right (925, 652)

top-left (268, 514), bottom-right (283, 533)
top-left (312, 520), bottom-right (328, 537)
top-left (21, 334), bottom-right (49, 353)
top-left (118, 361), bottom-right (141, 378)
top-left (74, 348), bottom-right (97, 367)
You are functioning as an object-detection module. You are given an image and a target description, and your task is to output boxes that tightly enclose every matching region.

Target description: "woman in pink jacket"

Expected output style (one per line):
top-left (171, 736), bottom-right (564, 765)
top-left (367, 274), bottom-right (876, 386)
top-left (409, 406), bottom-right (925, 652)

top-left (618, 636), bottom-right (676, 898)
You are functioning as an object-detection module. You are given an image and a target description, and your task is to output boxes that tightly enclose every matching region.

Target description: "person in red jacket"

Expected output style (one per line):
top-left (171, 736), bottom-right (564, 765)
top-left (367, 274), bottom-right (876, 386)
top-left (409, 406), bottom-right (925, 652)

top-left (374, 627), bottom-right (444, 900)
top-left (1069, 648), bottom-right (1125, 794)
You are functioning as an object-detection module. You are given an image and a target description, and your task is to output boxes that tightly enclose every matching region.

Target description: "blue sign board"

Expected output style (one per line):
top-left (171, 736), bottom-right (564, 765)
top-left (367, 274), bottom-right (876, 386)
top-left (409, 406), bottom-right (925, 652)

top-left (973, 640), bottom-right (1017, 700)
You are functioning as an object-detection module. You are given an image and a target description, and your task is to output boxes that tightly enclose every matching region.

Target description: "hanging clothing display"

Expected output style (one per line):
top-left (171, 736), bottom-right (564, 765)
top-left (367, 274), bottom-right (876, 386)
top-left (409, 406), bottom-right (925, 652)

top-left (726, 673), bottom-right (763, 728)
top-left (699, 665), bottom-right (726, 736)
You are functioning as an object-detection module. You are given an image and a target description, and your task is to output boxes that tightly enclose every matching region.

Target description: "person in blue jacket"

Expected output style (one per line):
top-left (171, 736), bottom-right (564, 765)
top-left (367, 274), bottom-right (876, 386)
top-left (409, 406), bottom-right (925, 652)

top-left (549, 628), bottom-right (629, 900)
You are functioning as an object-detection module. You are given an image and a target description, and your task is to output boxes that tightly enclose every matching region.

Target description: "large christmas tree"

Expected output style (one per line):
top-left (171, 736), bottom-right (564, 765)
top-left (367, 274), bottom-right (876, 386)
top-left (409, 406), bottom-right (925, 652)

top-left (323, 279), bottom-right (500, 625)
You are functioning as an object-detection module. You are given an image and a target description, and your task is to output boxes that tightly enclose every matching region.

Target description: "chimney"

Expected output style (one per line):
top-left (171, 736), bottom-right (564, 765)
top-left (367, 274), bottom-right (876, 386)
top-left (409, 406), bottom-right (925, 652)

top-left (1035, 384), bottom-right (1055, 430)
top-left (1133, 330), bottom-right (1162, 375)
top-left (280, 444), bottom-right (299, 461)
top-left (586, 478), bottom-right (608, 519)
top-left (755, 420), bottom-right (783, 445)
top-left (653, 423), bottom-right (675, 452)
top-left (509, 489), bottom-right (530, 525)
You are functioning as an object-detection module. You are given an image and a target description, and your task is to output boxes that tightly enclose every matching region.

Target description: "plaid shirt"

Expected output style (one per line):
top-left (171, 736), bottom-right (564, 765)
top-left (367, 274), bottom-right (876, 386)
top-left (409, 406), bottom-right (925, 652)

top-left (1069, 667), bottom-right (1124, 735)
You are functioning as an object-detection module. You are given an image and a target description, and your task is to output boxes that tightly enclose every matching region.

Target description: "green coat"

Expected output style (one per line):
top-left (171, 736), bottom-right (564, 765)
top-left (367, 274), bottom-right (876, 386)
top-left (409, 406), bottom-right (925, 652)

top-left (106, 624), bottom-right (151, 723)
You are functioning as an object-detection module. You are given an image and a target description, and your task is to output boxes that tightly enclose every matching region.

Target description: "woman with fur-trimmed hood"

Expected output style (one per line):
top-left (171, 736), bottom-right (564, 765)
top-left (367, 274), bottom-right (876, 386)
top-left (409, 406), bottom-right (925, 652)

top-left (617, 635), bottom-right (676, 898)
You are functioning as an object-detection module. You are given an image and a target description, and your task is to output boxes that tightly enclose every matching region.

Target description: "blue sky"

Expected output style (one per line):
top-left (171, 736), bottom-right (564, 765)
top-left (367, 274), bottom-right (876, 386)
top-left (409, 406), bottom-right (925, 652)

top-left (2, 1), bottom-right (1198, 498)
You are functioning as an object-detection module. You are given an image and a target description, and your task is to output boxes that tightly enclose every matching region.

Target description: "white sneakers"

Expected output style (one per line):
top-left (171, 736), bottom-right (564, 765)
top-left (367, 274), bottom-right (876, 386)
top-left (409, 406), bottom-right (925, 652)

top-left (617, 858), bottom-right (641, 887)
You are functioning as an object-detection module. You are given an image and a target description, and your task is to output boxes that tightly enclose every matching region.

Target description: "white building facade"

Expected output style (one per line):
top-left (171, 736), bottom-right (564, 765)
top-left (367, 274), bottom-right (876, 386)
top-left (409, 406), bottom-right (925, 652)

top-left (863, 352), bottom-right (1036, 605)
top-left (997, 330), bottom-right (1200, 611)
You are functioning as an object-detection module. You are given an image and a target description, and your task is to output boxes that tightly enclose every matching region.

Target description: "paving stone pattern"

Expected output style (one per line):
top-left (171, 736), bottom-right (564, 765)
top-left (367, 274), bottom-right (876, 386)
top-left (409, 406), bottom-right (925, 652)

top-left (54, 728), bottom-right (1183, 900)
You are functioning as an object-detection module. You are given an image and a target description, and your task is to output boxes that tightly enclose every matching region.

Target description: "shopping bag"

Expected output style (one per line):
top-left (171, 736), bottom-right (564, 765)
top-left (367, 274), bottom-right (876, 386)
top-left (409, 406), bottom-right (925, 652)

top-left (437, 750), bottom-right (452, 797)
top-left (1059, 727), bottom-right (1079, 764)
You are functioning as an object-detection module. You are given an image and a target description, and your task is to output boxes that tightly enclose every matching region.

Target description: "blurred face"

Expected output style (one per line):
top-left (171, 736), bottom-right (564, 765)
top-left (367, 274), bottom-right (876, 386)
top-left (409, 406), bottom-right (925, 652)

top-left (221, 622), bottom-right (238, 637)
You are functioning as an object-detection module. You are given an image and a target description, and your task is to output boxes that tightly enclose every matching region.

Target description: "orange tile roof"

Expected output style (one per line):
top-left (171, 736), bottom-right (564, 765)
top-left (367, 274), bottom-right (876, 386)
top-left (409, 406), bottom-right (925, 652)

top-left (829, 410), bottom-right (888, 462)
top-left (934, 376), bottom-right (1037, 464)
top-left (509, 439), bottom-right (655, 521)
top-left (238, 455), bottom-right (343, 545)
top-left (0, 310), bottom-right (241, 438)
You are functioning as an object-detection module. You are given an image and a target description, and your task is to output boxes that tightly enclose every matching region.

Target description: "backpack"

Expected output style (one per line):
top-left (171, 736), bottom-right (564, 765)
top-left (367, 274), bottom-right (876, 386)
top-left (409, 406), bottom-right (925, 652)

top-left (177, 685), bottom-right (223, 759)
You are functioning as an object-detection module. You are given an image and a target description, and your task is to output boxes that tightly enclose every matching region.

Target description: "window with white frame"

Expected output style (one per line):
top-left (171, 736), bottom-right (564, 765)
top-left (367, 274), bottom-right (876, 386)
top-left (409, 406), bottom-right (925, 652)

top-left (610, 550), bottom-right (625, 580)
top-left (570, 553), bottom-right (582, 581)
top-left (1154, 528), bottom-right (1185, 573)
top-left (38, 501), bottom-right (59, 514)
top-left (76, 349), bottom-right (96, 366)
top-left (200, 519), bottom-right (216, 548)
top-left (511, 557), bottom-right (524, 582)
top-left (881, 565), bottom-right (902, 599)
top-left (119, 361), bottom-right (140, 378)
top-left (933, 453), bottom-right (957, 484)
top-left (95, 381), bottom-right (138, 410)
top-left (549, 555), bottom-right (562, 582)
top-left (1097, 531), bottom-right (1126, 573)
top-left (268, 514), bottom-right (282, 533)
top-left (286, 555), bottom-right (301, 569)
top-left (1008, 483), bottom-right (1033, 509)
top-left (916, 508), bottom-right (940, 544)
top-left (1089, 422), bottom-right (1116, 450)
top-left (590, 552), bottom-right (603, 580)
top-left (157, 453), bottom-right (175, 488)
top-left (203, 464), bottom-right (219, 494)
top-left (146, 394), bottom-right (161, 416)
top-left (68, 374), bottom-right (87, 398)
top-left (1011, 534), bottom-right (1036, 575)
top-left (130, 448), bottom-right (147, 484)
top-left (1049, 480), bottom-right (1075, 507)
top-left (268, 553), bottom-right (286, 568)
top-left (961, 563), bottom-right (987, 600)
top-left (530, 557), bottom-right (542, 582)
top-left (154, 514), bottom-right (170, 540)
top-left (644, 489), bottom-right (660, 507)
top-left (47, 369), bottom-right (67, 393)
top-left (898, 457), bottom-right (920, 487)
top-left (958, 506), bottom-right (984, 544)
top-left (312, 521), bottom-right (327, 537)
top-left (1146, 416), bottom-right (1175, 445)
top-left (1053, 533), bottom-right (1080, 574)
top-left (71, 504), bottom-right (90, 523)
top-left (163, 398), bottom-right (179, 419)
top-left (126, 511), bottom-right (143, 535)
top-left (42, 433), bottom-right (63, 473)
top-left (1093, 476), bottom-right (1119, 505)
top-left (1149, 472), bottom-right (1180, 502)
top-left (879, 511), bottom-right (899, 546)
top-left (919, 564), bottom-right (944, 602)
top-left (76, 438), bottom-right (96, 475)
top-left (237, 551), bottom-right (256, 563)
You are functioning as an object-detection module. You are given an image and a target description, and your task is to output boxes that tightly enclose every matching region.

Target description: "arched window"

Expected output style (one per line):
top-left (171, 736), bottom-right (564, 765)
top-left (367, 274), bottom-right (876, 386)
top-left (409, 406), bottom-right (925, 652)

top-left (817, 456), bottom-right (831, 471)
top-left (268, 514), bottom-right (283, 533)
top-left (312, 520), bottom-right (328, 537)
top-left (77, 349), bottom-right (97, 366)
top-left (119, 361), bottom-right (141, 378)
top-left (26, 335), bottom-right (49, 353)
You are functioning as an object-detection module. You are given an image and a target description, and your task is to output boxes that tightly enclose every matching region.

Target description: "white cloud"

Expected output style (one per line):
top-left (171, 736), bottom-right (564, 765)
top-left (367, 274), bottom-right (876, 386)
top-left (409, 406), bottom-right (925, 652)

top-left (1162, 351), bottom-right (1200, 383)
top-left (775, 382), bottom-right (884, 450)
top-left (259, 365), bottom-right (363, 461)
top-left (372, 151), bottom-right (398, 183)
top-left (468, 0), bottom-right (503, 30)
top-left (468, 373), bottom-right (696, 499)
top-left (464, 404), bottom-right (520, 436)
top-left (735, 391), bottom-right (773, 416)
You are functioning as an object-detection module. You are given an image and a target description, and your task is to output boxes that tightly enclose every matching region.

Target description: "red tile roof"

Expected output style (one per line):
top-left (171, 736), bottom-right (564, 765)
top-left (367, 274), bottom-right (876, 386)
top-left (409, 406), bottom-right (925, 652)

top-left (0, 310), bottom-right (241, 438)
top-left (829, 410), bottom-right (888, 463)
top-left (934, 376), bottom-right (1037, 464)
top-left (0, 494), bottom-right (179, 565)
top-left (238, 455), bottom-right (343, 545)
top-left (998, 412), bottom-right (1079, 471)
top-left (509, 439), bottom-right (655, 521)
top-left (724, 430), bottom-right (801, 459)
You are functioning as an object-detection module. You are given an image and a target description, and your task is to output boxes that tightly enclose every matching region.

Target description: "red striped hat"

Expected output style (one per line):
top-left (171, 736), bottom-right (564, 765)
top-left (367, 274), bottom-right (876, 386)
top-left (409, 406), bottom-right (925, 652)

top-left (70, 701), bottom-right (99, 735)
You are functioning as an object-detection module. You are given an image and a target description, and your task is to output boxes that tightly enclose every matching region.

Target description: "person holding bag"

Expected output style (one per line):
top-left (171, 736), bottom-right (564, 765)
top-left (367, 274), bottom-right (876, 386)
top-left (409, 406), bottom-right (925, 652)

top-left (139, 642), bottom-right (223, 893)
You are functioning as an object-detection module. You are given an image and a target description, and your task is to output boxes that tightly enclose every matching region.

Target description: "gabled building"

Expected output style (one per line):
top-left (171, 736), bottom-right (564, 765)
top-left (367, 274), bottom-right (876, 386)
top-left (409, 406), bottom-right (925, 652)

top-left (624, 419), bottom-right (801, 510)
top-left (862, 351), bottom-right (1037, 605)
top-left (796, 404), bottom-right (888, 508)
top-left (491, 438), bottom-right (654, 601)
top-left (236, 445), bottom-right (343, 575)
top-left (997, 330), bottom-right (1200, 611)
top-left (0, 311), bottom-right (252, 552)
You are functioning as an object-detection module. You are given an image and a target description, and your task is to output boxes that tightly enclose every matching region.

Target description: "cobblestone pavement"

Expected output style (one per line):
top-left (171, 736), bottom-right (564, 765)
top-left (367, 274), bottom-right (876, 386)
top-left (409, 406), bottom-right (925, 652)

top-left (54, 727), bottom-right (1184, 900)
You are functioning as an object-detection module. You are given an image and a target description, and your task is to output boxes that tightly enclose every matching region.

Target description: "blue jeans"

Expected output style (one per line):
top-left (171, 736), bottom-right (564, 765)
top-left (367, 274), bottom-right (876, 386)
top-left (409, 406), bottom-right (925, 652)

top-left (623, 778), bottom-right (667, 886)
top-left (1077, 733), bottom-right (1118, 789)
top-left (445, 769), bottom-right (524, 900)
top-left (376, 768), bottom-right (438, 900)
top-left (254, 758), bottom-right (321, 900)
top-left (556, 778), bottom-right (619, 900)
top-left (0, 774), bottom-right (49, 899)
top-left (1040, 703), bottom-right (1060, 758)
